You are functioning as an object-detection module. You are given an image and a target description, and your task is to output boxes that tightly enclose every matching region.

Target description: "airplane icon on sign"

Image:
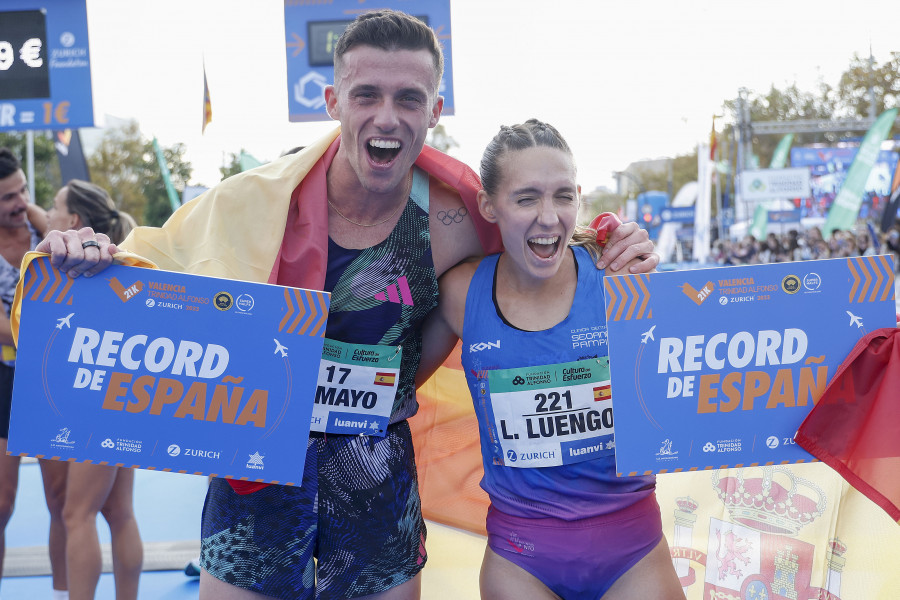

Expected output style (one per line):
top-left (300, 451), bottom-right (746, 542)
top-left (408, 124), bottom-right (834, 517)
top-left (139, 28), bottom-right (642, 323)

top-left (56, 313), bottom-right (74, 329)
top-left (845, 311), bottom-right (863, 328)
top-left (273, 339), bottom-right (288, 357)
top-left (641, 325), bottom-right (656, 344)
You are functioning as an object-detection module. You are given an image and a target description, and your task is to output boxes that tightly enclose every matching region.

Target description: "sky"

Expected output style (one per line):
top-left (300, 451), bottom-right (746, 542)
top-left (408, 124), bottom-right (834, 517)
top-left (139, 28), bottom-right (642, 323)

top-left (81, 0), bottom-right (898, 193)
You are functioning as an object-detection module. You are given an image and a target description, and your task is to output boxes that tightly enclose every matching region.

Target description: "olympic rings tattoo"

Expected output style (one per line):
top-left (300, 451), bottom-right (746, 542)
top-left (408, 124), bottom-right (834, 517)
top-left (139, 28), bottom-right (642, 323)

top-left (437, 207), bottom-right (468, 226)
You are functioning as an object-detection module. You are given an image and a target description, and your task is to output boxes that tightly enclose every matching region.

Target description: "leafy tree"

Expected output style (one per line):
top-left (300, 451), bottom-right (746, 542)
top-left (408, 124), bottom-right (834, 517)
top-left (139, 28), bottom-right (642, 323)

top-left (0, 131), bottom-right (62, 207)
top-left (88, 120), bottom-right (192, 227)
top-left (720, 52), bottom-right (900, 170)
top-left (220, 152), bottom-right (243, 180)
top-left (426, 124), bottom-right (458, 153)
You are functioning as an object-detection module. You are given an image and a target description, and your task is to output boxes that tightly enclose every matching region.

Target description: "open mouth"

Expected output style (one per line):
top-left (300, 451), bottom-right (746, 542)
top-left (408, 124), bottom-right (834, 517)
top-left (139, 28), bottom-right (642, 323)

top-left (367, 138), bottom-right (402, 165)
top-left (527, 236), bottom-right (560, 260)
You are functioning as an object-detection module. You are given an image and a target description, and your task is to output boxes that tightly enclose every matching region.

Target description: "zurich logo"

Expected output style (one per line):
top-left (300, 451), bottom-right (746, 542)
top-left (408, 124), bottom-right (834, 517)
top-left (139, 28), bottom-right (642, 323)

top-left (506, 449), bottom-right (517, 462)
top-left (167, 444), bottom-right (181, 457)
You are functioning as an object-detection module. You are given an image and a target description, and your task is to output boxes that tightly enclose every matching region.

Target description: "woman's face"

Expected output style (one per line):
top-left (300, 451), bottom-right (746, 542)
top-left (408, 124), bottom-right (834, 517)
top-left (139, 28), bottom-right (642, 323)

top-left (479, 146), bottom-right (579, 281)
top-left (47, 187), bottom-right (81, 232)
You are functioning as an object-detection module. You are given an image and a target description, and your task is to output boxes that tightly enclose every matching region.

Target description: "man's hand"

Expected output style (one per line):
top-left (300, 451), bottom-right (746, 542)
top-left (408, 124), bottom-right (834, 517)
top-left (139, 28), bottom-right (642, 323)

top-left (36, 227), bottom-right (119, 278)
top-left (596, 221), bottom-right (659, 273)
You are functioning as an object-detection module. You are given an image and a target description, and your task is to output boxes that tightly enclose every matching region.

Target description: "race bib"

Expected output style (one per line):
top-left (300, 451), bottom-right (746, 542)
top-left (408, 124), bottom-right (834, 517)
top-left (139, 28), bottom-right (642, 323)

top-left (310, 339), bottom-right (400, 436)
top-left (486, 358), bottom-right (614, 468)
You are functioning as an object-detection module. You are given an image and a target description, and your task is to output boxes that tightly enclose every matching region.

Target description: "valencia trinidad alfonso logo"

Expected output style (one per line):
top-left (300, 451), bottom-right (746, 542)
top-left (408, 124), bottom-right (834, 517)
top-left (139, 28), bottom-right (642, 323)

top-left (374, 276), bottom-right (414, 306)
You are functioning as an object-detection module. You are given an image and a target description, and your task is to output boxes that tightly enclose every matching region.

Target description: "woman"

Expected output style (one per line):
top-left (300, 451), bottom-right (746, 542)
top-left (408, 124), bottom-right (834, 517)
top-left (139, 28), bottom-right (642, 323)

top-left (421, 120), bottom-right (684, 599)
top-left (40, 179), bottom-right (142, 600)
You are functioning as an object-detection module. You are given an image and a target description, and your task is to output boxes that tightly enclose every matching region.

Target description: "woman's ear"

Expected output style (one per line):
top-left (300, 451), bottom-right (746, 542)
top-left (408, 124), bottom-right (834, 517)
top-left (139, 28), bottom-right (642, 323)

top-left (477, 190), bottom-right (497, 223)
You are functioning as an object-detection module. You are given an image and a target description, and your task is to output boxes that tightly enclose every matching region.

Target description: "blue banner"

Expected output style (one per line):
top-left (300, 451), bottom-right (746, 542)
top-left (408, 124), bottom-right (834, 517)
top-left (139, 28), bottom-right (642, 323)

top-left (284, 0), bottom-right (454, 122)
top-left (603, 257), bottom-right (896, 475)
top-left (9, 257), bottom-right (329, 486)
top-left (0, 0), bottom-right (94, 131)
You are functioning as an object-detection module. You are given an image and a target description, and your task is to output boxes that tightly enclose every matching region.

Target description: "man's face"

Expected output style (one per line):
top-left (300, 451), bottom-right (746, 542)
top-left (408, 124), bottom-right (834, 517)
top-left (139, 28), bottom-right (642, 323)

top-left (325, 46), bottom-right (443, 195)
top-left (0, 169), bottom-right (30, 229)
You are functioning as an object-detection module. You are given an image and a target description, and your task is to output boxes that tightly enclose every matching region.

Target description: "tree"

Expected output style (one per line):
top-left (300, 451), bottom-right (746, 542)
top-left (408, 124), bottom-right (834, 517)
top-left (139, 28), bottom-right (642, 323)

top-left (88, 120), bottom-right (192, 227)
top-left (426, 124), bottom-right (458, 153)
top-left (220, 151), bottom-right (243, 180)
top-left (0, 131), bottom-right (62, 207)
top-left (836, 51), bottom-right (900, 118)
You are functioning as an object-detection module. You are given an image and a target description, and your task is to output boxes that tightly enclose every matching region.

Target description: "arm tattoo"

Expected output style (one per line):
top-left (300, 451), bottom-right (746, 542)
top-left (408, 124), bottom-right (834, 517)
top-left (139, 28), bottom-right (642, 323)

top-left (436, 207), bottom-right (468, 226)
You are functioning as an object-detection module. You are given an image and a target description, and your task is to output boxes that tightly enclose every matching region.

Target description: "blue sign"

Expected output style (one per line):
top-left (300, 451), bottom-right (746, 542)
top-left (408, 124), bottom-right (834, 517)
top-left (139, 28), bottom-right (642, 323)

top-left (659, 206), bottom-right (695, 224)
top-left (767, 209), bottom-right (802, 224)
top-left (603, 256), bottom-right (896, 475)
top-left (284, 0), bottom-right (454, 122)
top-left (9, 257), bottom-right (330, 486)
top-left (0, 0), bottom-right (94, 131)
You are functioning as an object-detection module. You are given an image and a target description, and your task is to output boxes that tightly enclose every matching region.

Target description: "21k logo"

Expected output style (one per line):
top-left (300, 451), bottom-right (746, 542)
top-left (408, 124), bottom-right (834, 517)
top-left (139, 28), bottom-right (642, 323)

top-left (680, 281), bottom-right (715, 306)
top-left (108, 277), bottom-right (143, 302)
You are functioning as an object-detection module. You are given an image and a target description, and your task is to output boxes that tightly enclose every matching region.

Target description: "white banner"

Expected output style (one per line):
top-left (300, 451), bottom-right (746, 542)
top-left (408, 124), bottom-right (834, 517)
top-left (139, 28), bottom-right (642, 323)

top-left (739, 168), bottom-right (811, 201)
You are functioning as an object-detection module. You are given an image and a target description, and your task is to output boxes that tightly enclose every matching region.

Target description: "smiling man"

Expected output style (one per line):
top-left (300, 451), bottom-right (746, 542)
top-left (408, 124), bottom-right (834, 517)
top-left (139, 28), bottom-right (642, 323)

top-left (36, 10), bottom-right (658, 600)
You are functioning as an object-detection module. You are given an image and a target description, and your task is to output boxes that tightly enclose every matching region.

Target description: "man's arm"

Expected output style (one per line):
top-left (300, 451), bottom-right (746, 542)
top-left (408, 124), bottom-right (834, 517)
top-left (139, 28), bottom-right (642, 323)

top-left (596, 221), bottom-right (659, 273)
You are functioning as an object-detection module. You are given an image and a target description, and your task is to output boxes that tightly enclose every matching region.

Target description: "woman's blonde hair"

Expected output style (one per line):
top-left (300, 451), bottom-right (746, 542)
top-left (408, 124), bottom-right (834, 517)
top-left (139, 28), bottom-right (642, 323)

top-left (64, 179), bottom-right (136, 245)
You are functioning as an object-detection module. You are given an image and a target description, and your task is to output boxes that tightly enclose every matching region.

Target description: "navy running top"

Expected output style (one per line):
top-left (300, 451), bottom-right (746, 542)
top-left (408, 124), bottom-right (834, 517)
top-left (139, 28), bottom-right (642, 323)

top-left (324, 166), bottom-right (437, 423)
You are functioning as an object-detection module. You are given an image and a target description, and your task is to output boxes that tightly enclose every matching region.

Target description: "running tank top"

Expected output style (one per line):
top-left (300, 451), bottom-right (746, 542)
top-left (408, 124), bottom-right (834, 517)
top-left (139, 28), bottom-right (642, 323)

top-left (461, 246), bottom-right (656, 520)
top-left (0, 223), bottom-right (42, 367)
top-left (323, 166), bottom-right (436, 423)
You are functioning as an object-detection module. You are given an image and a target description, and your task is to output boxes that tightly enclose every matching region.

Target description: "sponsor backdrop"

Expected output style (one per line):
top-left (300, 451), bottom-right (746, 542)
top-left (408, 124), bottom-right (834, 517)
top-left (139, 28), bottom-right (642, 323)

top-left (9, 257), bottom-right (329, 485)
top-left (284, 0), bottom-right (454, 122)
top-left (0, 0), bottom-right (94, 132)
top-left (602, 256), bottom-right (896, 475)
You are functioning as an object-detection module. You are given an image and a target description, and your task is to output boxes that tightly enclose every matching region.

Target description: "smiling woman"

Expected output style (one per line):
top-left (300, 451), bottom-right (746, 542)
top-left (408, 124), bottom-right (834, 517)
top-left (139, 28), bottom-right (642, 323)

top-left (421, 119), bottom-right (685, 600)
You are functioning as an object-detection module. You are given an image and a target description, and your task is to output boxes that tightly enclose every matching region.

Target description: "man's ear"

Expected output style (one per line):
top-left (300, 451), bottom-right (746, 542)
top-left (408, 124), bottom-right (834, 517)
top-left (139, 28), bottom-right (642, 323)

top-left (324, 85), bottom-right (338, 120)
top-left (428, 96), bottom-right (444, 128)
top-left (477, 189), bottom-right (497, 223)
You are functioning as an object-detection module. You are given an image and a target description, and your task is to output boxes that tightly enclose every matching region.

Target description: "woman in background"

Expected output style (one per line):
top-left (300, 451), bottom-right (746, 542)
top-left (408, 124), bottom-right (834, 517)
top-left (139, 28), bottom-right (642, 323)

top-left (37, 179), bottom-right (142, 600)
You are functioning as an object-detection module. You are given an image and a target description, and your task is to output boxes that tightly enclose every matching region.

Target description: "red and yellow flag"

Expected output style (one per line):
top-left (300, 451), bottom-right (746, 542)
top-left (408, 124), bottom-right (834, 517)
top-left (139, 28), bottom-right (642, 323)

top-left (374, 372), bottom-right (396, 386)
top-left (202, 62), bottom-right (212, 134)
top-left (593, 383), bottom-right (611, 401)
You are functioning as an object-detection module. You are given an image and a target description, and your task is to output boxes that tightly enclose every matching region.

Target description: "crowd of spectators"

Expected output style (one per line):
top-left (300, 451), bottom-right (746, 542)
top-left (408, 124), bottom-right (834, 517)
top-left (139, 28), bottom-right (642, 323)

top-left (707, 222), bottom-right (900, 271)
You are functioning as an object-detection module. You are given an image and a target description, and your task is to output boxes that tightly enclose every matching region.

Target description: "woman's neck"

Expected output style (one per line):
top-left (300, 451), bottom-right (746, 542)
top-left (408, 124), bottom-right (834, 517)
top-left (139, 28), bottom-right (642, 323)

top-left (494, 248), bottom-right (578, 332)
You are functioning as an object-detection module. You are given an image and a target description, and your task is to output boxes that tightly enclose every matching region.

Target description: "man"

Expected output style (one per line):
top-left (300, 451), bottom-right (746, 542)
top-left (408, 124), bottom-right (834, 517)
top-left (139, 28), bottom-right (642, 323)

top-left (36, 11), bottom-right (657, 599)
top-left (0, 148), bottom-right (69, 600)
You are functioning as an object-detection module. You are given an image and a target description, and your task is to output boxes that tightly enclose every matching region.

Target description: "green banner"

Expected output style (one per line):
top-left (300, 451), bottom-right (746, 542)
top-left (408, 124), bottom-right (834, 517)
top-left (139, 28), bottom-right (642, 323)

top-left (749, 203), bottom-right (768, 240)
top-left (770, 133), bottom-right (794, 169)
top-left (152, 137), bottom-right (181, 213)
top-left (824, 108), bottom-right (899, 237)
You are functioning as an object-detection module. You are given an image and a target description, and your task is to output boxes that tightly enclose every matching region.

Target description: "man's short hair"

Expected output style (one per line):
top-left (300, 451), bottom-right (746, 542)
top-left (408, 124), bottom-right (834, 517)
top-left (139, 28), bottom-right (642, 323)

top-left (334, 9), bottom-right (444, 92)
top-left (0, 148), bottom-right (21, 180)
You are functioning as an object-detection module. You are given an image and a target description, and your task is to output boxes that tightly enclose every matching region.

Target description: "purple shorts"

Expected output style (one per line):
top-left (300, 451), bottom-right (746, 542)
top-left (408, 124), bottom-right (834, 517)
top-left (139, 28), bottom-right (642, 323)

top-left (485, 493), bottom-right (663, 600)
